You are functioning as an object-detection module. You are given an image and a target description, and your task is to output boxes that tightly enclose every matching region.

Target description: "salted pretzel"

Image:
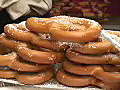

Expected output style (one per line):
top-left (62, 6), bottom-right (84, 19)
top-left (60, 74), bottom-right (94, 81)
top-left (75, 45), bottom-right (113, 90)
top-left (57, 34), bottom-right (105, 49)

top-left (4, 24), bottom-right (69, 51)
top-left (0, 44), bottom-right (11, 55)
top-left (26, 18), bottom-right (56, 33)
top-left (71, 40), bottom-right (118, 55)
top-left (0, 35), bottom-right (64, 64)
top-left (9, 59), bottom-right (51, 72)
top-left (16, 68), bottom-right (54, 84)
top-left (63, 60), bottom-right (120, 84)
top-left (70, 31), bottom-right (120, 55)
top-left (66, 49), bottom-right (120, 64)
top-left (0, 66), bottom-right (53, 84)
top-left (56, 69), bottom-right (120, 90)
top-left (0, 70), bottom-right (16, 78)
top-left (0, 66), bottom-right (16, 78)
top-left (63, 60), bottom-right (120, 75)
top-left (0, 52), bottom-right (51, 72)
top-left (26, 16), bottom-right (102, 42)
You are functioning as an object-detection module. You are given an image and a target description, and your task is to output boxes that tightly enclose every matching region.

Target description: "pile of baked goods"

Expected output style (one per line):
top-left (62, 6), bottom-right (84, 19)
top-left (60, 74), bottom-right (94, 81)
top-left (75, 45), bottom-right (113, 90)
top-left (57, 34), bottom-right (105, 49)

top-left (0, 16), bottom-right (119, 89)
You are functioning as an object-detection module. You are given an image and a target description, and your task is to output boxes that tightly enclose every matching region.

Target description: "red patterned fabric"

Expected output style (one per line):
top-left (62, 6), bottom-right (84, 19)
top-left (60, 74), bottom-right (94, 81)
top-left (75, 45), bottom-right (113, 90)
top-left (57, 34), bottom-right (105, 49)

top-left (50, 0), bottom-right (110, 22)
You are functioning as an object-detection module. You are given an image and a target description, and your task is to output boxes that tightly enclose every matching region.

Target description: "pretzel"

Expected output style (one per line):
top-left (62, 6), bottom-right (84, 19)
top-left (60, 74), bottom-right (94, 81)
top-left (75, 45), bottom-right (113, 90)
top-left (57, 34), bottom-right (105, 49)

top-left (71, 40), bottom-right (118, 55)
top-left (92, 67), bottom-right (120, 84)
top-left (9, 60), bottom-right (51, 72)
top-left (63, 60), bottom-right (120, 84)
top-left (49, 16), bottom-right (102, 42)
top-left (26, 16), bottom-right (102, 42)
top-left (0, 66), bottom-right (53, 84)
top-left (70, 31), bottom-right (120, 55)
top-left (0, 44), bottom-right (11, 55)
top-left (63, 60), bottom-right (120, 75)
top-left (56, 69), bottom-right (120, 89)
top-left (26, 18), bottom-right (56, 33)
top-left (16, 68), bottom-right (54, 84)
top-left (4, 24), bottom-right (69, 51)
top-left (66, 49), bottom-right (120, 64)
top-left (0, 52), bottom-right (51, 72)
top-left (0, 66), bottom-right (16, 78)
top-left (0, 35), bottom-right (64, 64)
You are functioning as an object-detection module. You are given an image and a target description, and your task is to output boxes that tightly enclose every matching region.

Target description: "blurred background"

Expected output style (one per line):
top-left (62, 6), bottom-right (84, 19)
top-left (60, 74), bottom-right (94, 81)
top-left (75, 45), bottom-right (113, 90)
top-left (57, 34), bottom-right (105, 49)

top-left (50, 0), bottom-right (120, 30)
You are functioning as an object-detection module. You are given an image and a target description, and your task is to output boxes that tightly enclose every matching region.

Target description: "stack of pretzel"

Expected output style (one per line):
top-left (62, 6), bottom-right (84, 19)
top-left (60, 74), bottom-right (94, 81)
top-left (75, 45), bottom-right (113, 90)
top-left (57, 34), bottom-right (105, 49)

top-left (0, 16), bottom-right (119, 89)
top-left (0, 18), bottom-right (67, 84)
top-left (48, 16), bottom-right (119, 89)
top-left (54, 17), bottom-right (120, 89)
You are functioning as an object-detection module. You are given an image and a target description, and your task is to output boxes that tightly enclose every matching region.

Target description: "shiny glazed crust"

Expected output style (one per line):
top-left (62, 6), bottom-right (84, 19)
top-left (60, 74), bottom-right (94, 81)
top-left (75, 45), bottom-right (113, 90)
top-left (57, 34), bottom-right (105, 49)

top-left (4, 24), bottom-right (69, 51)
top-left (26, 16), bottom-right (102, 42)
top-left (56, 69), bottom-right (120, 89)
top-left (0, 35), bottom-right (64, 64)
top-left (63, 60), bottom-right (120, 83)
top-left (66, 49), bottom-right (120, 64)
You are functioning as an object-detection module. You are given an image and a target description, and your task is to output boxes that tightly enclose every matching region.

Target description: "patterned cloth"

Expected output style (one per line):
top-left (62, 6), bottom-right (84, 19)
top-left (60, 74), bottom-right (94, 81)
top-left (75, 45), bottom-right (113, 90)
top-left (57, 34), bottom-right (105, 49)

top-left (50, 0), bottom-right (110, 22)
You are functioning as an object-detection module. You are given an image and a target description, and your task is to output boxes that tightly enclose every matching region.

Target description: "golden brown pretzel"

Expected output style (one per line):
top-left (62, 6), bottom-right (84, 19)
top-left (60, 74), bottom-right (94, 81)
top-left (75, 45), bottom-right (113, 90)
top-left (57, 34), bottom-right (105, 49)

top-left (0, 35), bottom-right (64, 64)
top-left (49, 16), bottom-right (102, 42)
top-left (56, 69), bottom-right (97, 87)
top-left (63, 60), bottom-right (120, 84)
top-left (4, 24), bottom-right (69, 51)
top-left (26, 16), bottom-right (102, 42)
top-left (71, 40), bottom-right (118, 55)
top-left (9, 60), bottom-right (51, 72)
top-left (0, 66), bottom-right (53, 85)
top-left (16, 68), bottom-right (54, 84)
top-left (0, 44), bottom-right (11, 55)
top-left (92, 68), bottom-right (120, 84)
top-left (63, 60), bottom-right (120, 75)
top-left (0, 53), bottom-right (16, 66)
top-left (0, 52), bottom-right (51, 72)
top-left (56, 69), bottom-right (120, 89)
top-left (26, 18), bottom-right (56, 33)
top-left (66, 49), bottom-right (120, 64)
top-left (0, 69), bottom-right (16, 78)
